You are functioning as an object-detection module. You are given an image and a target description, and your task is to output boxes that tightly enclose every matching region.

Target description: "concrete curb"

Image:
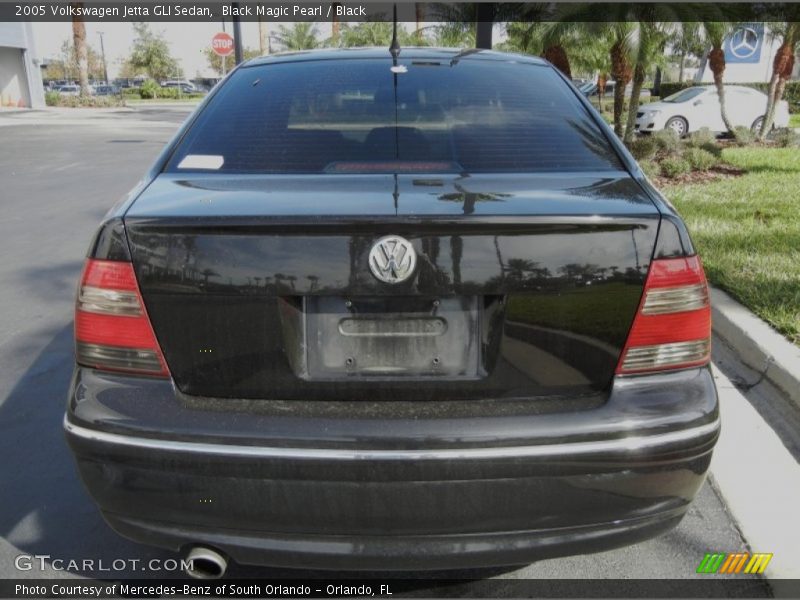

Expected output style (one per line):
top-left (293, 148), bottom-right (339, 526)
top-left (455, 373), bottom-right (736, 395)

top-left (710, 365), bottom-right (800, 582)
top-left (711, 286), bottom-right (800, 408)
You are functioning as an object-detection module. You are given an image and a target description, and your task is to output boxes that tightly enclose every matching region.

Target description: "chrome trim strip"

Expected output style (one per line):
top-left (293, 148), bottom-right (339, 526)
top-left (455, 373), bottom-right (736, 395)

top-left (64, 416), bottom-right (720, 461)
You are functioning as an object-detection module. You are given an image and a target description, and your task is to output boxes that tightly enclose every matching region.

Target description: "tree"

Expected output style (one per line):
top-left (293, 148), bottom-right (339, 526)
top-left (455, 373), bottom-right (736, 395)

top-left (44, 39), bottom-right (104, 81)
top-left (204, 46), bottom-right (261, 76)
top-left (624, 21), bottom-right (671, 143)
top-left (338, 21), bottom-right (423, 48)
top-left (428, 3), bottom-right (476, 48)
top-left (608, 23), bottom-right (634, 137)
top-left (415, 3), bottom-right (425, 43)
top-left (758, 18), bottom-right (800, 140)
top-left (585, 5), bottom-right (703, 139)
top-left (128, 22), bottom-right (183, 82)
top-left (539, 21), bottom-right (589, 78)
top-left (430, 3), bottom-right (526, 49)
top-left (116, 58), bottom-right (145, 80)
top-left (71, 2), bottom-right (90, 96)
top-left (331, 4), bottom-right (341, 45)
top-left (571, 33), bottom-right (614, 111)
top-left (703, 22), bottom-right (737, 136)
top-left (339, 21), bottom-right (394, 47)
top-left (430, 21), bottom-right (475, 47)
top-left (273, 22), bottom-right (320, 51)
top-left (668, 22), bottom-right (705, 82)
top-left (502, 22), bottom-right (541, 54)
top-left (502, 21), bottom-right (578, 76)
top-left (505, 5), bottom-right (611, 79)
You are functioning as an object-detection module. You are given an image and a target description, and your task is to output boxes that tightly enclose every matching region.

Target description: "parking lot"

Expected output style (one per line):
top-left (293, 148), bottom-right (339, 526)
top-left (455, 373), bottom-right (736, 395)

top-left (0, 106), bottom-right (780, 592)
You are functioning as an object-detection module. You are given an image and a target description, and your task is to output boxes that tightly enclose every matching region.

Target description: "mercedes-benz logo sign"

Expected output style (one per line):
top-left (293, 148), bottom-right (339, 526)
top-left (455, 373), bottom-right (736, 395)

top-left (368, 235), bottom-right (417, 284)
top-left (729, 27), bottom-right (759, 59)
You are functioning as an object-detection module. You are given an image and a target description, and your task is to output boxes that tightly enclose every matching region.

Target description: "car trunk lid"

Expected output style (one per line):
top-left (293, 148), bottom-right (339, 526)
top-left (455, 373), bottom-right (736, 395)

top-left (124, 172), bottom-right (660, 401)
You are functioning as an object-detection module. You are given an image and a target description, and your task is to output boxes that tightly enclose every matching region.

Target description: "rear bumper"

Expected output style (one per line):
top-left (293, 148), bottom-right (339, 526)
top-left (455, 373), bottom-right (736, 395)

top-left (65, 366), bottom-right (719, 570)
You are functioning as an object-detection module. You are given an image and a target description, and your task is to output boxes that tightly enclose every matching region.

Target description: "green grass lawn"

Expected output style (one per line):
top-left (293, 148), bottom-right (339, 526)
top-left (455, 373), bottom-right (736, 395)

top-left (790, 113), bottom-right (800, 128)
top-left (664, 147), bottom-right (800, 345)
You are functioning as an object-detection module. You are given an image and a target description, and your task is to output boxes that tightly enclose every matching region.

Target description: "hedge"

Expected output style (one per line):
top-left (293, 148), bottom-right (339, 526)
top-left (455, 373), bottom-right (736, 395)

top-left (45, 94), bottom-right (125, 108)
top-left (138, 83), bottom-right (204, 100)
top-left (658, 81), bottom-right (800, 112)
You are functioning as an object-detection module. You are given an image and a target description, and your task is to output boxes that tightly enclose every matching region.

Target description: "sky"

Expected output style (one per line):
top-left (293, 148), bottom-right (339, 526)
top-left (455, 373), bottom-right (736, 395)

top-left (32, 20), bottom-right (336, 79)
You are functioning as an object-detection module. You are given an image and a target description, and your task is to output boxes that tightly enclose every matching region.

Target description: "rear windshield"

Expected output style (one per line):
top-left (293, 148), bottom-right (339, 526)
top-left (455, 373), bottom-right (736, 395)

top-left (167, 57), bottom-right (623, 174)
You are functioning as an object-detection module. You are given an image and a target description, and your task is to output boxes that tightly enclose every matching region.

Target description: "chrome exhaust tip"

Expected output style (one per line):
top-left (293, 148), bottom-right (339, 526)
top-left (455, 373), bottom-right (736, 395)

top-left (184, 546), bottom-right (228, 579)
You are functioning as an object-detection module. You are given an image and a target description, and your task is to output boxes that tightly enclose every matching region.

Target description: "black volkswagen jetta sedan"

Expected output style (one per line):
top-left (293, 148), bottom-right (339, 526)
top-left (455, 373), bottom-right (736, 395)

top-left (65, 49), bottom-right (718, 576)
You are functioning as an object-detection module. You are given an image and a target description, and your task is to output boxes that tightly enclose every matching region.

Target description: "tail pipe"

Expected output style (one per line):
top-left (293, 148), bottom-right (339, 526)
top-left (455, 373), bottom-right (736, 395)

top-left (184, 546), bottom-right (228, 579)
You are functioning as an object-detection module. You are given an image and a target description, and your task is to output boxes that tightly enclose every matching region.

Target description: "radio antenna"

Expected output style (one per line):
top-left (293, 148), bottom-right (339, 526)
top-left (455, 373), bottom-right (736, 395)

top-left (389, 4), bottom-right (400, 60)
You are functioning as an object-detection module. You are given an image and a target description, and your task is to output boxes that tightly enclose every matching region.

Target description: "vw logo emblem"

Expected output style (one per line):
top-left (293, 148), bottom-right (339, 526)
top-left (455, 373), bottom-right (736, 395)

top-left (368, 235), bottom-right (417, 284)
top-left (729, 27), bottom-right (759, 59)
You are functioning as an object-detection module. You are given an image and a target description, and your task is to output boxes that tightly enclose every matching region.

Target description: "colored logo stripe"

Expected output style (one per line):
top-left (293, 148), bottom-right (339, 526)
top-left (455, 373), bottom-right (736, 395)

top-left (697, 552), bottom-right (773, 574)
top-left (697, 553), bottom-right (726, 574)
top-left (719, 553), bottom-right (749, 574)
top-left (745, 554), bottom-right (773, 574)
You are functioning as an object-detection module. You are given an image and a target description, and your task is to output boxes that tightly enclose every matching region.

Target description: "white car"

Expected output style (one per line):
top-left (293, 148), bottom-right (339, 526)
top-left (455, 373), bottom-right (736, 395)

top-left (161, 80), bottom-right (197, 93)
top-left (56, 84), bottom-right (81, 96)
top-left (635, 85), bottom-right (790, 137)
top-left (56, 84), bottom-right (96, 96)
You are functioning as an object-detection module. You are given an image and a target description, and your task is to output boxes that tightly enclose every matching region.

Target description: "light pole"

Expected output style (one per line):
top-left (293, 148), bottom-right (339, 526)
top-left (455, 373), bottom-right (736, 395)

top-left (232, 2), bottom-right (243, 65)
top-left (221, 18), bottom-right (227, 76)
top-left (97, 31), bottom-right (108, 84)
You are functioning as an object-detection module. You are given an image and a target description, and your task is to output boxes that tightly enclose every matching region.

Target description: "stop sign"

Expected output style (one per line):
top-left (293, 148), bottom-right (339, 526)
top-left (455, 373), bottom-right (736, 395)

top-left (211, 32), bottom-right (234, 57)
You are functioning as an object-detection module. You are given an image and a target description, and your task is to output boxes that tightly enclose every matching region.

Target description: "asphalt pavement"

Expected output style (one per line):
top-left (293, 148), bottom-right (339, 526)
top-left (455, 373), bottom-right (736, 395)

top-left (0, 107), bottom-right (772, 594)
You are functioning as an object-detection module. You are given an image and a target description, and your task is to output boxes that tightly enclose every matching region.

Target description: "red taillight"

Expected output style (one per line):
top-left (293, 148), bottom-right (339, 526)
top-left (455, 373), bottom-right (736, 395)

top-left (616, 256), bottom-right (711, 375)
top-left (75, 259), bottom-right (169, 377)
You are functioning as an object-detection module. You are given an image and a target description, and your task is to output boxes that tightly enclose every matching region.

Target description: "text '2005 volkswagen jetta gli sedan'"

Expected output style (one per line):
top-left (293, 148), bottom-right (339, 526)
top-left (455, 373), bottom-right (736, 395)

top-left (65, 48), bottom-right (718, 576)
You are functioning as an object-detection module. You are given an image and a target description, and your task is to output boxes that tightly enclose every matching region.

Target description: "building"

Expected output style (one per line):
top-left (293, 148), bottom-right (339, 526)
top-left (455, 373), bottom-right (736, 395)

top-left (697, 23), bottom-right (800, 84)
top-left (0, 22), bottom-right (45, 108)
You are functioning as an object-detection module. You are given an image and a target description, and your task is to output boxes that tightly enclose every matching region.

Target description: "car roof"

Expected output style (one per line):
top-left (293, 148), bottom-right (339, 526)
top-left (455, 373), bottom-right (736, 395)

top-left (244, 47), bottom-right (548, 68)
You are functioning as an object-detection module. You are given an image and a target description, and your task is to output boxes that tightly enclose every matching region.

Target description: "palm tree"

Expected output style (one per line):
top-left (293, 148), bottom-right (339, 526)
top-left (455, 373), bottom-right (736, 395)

top-left (571, 32), bottom-right (614, 111)
top-left (703, 22), bottom-right (737, 136)
top-left (502, 7), bottom-right (586, 78)
top-left (71, 2), bottom-right (90, 97)
top-left (595, 5), bottom-right (703, 139)
top-left (273, 22), bottom-right (320, 51)
top-left (623, 21), bottom-right (673, 143)
top-left (758, 18), bottom-right (800, 140)
top-left (430, 22), bottom-right (475, 48)
top-left (506, 259), bottom-right (540, 283)
top-left (668, 22), bottom-right (705, 83)
top-left (502, 21), bottom-right (540, 54)
top-left (428, 3), bottom-right (525, 49)
top-left (339, 21), bottom-right (421, 47)
top-left (429, 3), bottom-right (476, 48)
top-left (539, 21), bottom-right (588, 78)
top-left (608, 23), bottom-right (635, 137)
top-left (415, 3), bottom-right (425, 44)
top-left (331, 3), bottom-right (341, 46)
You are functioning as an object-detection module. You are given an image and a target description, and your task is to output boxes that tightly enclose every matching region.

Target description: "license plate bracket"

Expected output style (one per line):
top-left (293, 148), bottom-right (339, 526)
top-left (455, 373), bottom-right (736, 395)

top-left (303, 296), bottom-right (480, 379)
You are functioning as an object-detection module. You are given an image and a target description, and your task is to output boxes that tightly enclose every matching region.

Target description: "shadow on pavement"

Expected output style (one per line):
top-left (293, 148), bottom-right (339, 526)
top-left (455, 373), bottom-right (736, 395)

top-left (0, 325), bottom-right (174, 578)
